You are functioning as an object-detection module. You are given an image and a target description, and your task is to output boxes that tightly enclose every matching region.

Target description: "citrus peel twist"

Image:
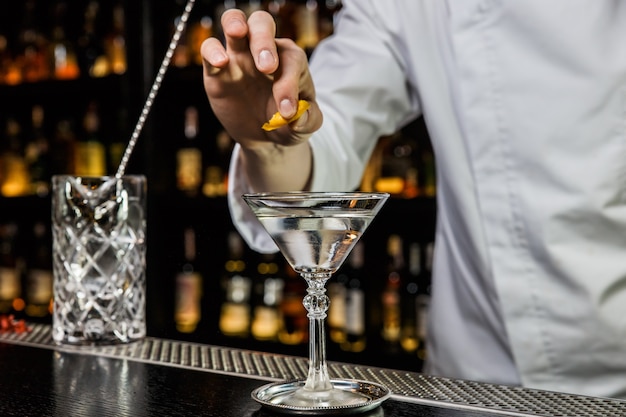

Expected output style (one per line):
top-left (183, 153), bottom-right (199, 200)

top-left (262, 100), bottom-right (310, 131)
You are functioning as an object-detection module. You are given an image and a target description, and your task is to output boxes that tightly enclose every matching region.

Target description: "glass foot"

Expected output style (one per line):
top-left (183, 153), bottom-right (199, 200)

top-left (252, 379), bottom-right (390, 414)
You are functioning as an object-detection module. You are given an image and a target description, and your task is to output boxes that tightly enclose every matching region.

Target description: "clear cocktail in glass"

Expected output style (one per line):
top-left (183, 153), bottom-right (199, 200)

top-left (243, 191), bottom-right (390, 414)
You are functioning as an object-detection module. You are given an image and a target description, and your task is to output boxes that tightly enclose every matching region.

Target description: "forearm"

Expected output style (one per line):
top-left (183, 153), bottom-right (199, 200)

top-left (239, 141), bottom-right (313, 192)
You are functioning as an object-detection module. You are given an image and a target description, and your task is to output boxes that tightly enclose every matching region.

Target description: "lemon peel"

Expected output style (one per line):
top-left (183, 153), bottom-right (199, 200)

top-left (262, 100), bottom-right (310, 131)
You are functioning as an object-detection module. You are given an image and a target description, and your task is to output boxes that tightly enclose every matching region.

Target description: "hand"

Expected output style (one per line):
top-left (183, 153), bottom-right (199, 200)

top-left (201, 9), bottom-right (322, 151)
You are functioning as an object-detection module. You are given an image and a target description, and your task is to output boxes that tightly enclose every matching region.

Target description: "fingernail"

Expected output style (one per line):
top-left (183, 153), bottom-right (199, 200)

top-left (279, 99), bottom-right (295, 118)
top-left (227, 18), bottom-right (245, 31)
top-left (210, 50), bottom-right (227, 64)
top-left (259, 50), bottom-right (275, 69)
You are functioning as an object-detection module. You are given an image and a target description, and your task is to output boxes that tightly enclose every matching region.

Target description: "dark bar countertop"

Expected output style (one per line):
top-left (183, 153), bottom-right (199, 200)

top-left (1, 324), bottom-right (625, 416)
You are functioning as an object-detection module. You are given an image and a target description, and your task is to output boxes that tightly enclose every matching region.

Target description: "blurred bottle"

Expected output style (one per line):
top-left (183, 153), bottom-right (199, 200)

top-left (375, 132), bottom-right (419, 197)
top-left (219, 231), bottom-right (252, 337)
top-left (295, 0), bottom-right (320, 56)
top-left (264, 0), bottom-right (296, 40)
top-left (51, 119), bottom-right (77, 175)
top-left (108, 109), bottom-right (128, 174)
top-left (1, 33), bottom-right (23, 86)
top-left (381, 234), bottom-right (403, 350)
top-left (251, 253), bottom-right (284, 341)
top-left (361, 118), bottom-right (436, 199)
top-left (23, 222), bottom-right (53, 319)
top-left (75, 102), bottom-right (106, 177)
top-left (340, 241), bottom-right (367, 353)
top-left (277, 263), bottom-right (308, 345)
top-left (77, 1), bottom-right (108, 78)
top-left (1, 117), bottom-right (31, 197)
top-left (104, 1), bottom-right (127, 75)
top-left (203, 129), bottom-right (231, 198)
top-left (175, 228), bottom-right (203, 333)
top-left (17, 0), bottom-right (49, 83)
top-left (327, 262), bottom-right (348, 344)
top-left (0, 223), bottom-right (22, 314)
top-left (400, 242), bottom-right (420, 354)
top-left (421, 148), bottom-right (437, 197)
top-left (0, 35), bottom-right (13, 84)
top-left (176, 106), bottom-right (203, 196)
top-left (49, 1), bottom-right (80, 80)
top-left (24, 105), bottom-right (52, 196)
top-left (416, 242), bottom-right (434, 361)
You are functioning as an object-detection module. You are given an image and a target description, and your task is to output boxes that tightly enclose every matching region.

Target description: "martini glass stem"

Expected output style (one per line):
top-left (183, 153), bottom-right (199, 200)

top-left (302, 272), bottom-right (333, 392)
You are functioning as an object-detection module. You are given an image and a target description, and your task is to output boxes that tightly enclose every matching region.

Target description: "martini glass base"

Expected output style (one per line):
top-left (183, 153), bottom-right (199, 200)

top-left (251, 379), bottom-right (391, 414)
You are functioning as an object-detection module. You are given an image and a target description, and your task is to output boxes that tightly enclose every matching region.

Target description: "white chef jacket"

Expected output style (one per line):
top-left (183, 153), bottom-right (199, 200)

top-left (228, 0), bottom-right (626, 399)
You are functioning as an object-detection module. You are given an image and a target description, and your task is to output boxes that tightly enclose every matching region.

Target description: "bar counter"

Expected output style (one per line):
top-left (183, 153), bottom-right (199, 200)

top-left (1, 324), bottom-right (625, 416)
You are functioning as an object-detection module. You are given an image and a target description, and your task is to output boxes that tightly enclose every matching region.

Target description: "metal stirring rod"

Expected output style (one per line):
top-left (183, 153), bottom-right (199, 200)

top-left (115, 0), bottom-right (197, 179)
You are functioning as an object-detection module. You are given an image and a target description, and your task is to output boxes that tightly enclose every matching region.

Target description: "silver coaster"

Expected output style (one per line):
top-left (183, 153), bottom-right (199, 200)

top-left (251, 379), bottom-right (391, 415)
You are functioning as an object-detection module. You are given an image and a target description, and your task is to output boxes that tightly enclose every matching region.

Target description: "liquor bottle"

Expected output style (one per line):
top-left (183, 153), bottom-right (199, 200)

top-left (174, 228), bottom-right (203, 333)
top-left (0, 223), bottom-right (22, 314)
top-left (251, 253), bottom-right (284, 341)
top-left (202, 129), bottom-right (231, 198)
top-left (75, 102), bottom-right (106, 177)
top-left (277, 263), bottom-right (308, 345)
top-left (219, 231), bottom-right (252, 337)
top-left (295, 0), bottom-right (320, 56)
top-left (2, 33), bottom-right (23, 86)
top-left (403, 168), bottom-right (420, 199)
top-left (421, 148), bottom-right (437, 197)
top-left (23, 222), bottom-right (53, 319)
top-left (108, 109), bottom-right (128, 175)
top-left (416, 242), bottom-right (434, 360)
top-left (327, 263), bottom-right (348, 344)
top-left (0, 34), bottom-right (13, 85)
top-left (376, 131), bottom-right (420, 197)
top-left (0, 118), bottom-right (31, 197)
top-left (24, 105), bottom-right (51, 196)
top-left (51, 119), bottom-right (77, 175)
top-left (49, 2), bottom-right (80, 80)
top-left (104, 1), bottom-right (127, 75)
top-left (400, 242), bottom-right (420, 354)
top-left (17, 0), bottom-right (49, 83)
top-left (381, 234), bottom-right (403, 350)
top-left (264, 0), bottom-right (297, 40)
top-left (176, 106), bottom-right (203, 196)
top-left (49, 24), bottom-right (80, 80)
top-left (340, 241), bottom-right (367, 353)
top-left (77, 1), bottom-right (107, 78)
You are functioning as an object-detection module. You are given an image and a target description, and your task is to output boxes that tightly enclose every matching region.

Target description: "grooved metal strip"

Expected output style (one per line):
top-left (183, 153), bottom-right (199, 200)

top-left (2, 324), bottom-right (626, 417)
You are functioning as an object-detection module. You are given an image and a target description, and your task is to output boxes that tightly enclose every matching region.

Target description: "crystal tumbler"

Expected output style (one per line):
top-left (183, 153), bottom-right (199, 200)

top-left (51, 175), bottom-right (146, 345)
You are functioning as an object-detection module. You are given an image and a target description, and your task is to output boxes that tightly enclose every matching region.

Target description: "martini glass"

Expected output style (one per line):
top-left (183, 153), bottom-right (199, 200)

top-left (243, 191), bottom-right (390, 414)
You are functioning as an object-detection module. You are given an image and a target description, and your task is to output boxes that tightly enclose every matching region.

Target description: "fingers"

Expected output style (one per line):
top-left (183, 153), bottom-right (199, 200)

top-left (201, 37), bottom-right (228, 75)
top-left (247, 11), bottom-right (279, 74)
top-left (221, 9), bottom-right (278, 75)
top-left (272, 39), bottom-right (311, 119)
top-left (221, 9), bottom-right (249, 53)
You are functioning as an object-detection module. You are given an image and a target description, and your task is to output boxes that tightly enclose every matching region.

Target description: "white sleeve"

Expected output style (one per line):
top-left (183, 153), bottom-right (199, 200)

top-left (307, 0), bottom-right (420, 191)
top-left (227, 144), bottom-right (278, 254)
